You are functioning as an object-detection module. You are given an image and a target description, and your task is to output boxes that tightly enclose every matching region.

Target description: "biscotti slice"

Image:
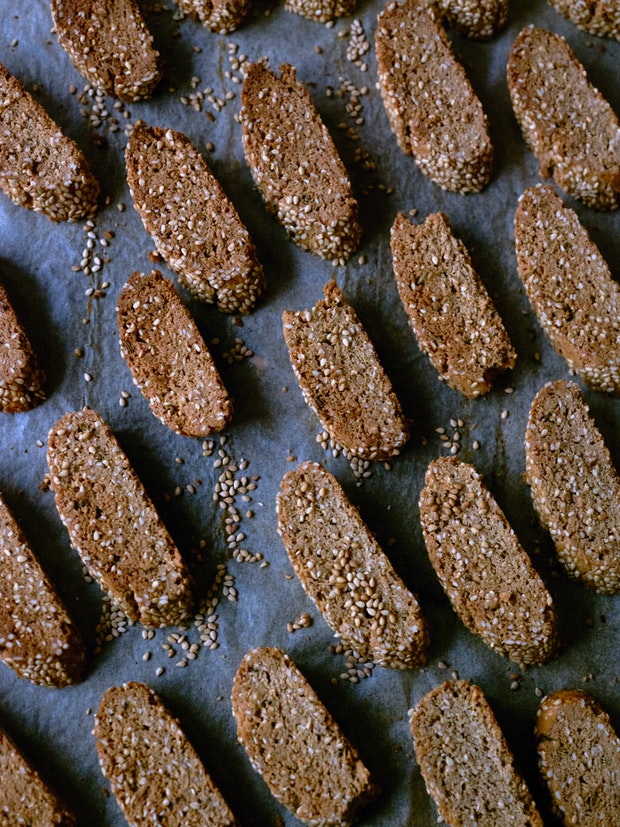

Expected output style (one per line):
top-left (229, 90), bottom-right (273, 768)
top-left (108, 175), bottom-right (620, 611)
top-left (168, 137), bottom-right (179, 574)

top-left (515, 185), bottom-right (620, 394)
top-left (240, 60), bottom-right (361, 264)
top-left (391, 212), bottom-right (515, 397)
top-left (419, 456), bottom-right (558, 664)
top-left (507, 26), bottom-right (620, 210)
top-left (285, 0), bottom-right (356, 22)
top-left (439, 0), bottom-right (509, 39)
top-left (277, 462), bottom-right (428, 669)
top-left (232, 647), bottom-right (377, 827)
top-left (0, 62), bottom-right (99, 221)
top-left (95, 682), bottom-right (238, 827)
top-left (282, 281), bottom-right (409, 461)
top-left (174, 0), bottom-right (251, 33)
top-left (525, 380), bottom-right (620, 594)
top-left (0, 275), bottom-right (45, 412)
top-left (117, 270), bottom-right (232, 437)
top-left (0, 726), bottom-right (76, 826)
top-left (411, 680), bottom-right (543, 827)
top-left (547, 0), bottom-right (620, 41)
top-left (47, 408), bottom-right (194, 626)
top-left (126, 121), bottom-right (264, 314)
top-left (535, 689), bottom-right (620, 826)
top-left (375, 0), bottom-right (493, 194)
top-left (0, 492), bottom-right (86, 687)
top-left (51, 0), bottom-right (161, 101)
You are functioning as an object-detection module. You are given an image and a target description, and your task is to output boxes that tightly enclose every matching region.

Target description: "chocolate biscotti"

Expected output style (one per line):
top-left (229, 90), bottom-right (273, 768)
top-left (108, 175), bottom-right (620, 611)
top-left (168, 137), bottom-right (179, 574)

top-left (47, 408), bottom-right (194, 626)
top-left (375, 0), bottom-right (493, 193)
top-left (507, 26), bottom-right (620, 210)
top-left (282, 281), bottom-right (409, 461)
top-left (285, 0), bottom-right (356, 22)
top-left (117, 270), bottom-right (233, 437)
top-left (51, 0), bottom-right (161, 101)
top-left (0, 275), bottom-right (45, 412)
top-left (95, 682), bottom-right (238, 827)
top-left (391, 211), bottom-right (515, 397)
top-left (411, 680), bottom-right (543, 827)
top-left (174, 0), bottom-right (251, 33)
top-left (277, 462), bottom-right (428, 669)
top-left (240, 60), bottom-right (361, 263)
top-left (0, 62), bottom-right (99, 221)
top-left (546, 0), bottom-right (620, 41)
top-left (232, 647), bottom-right (377, 827)
top-left (515, 185), bottom-right (620, 394)
top-left (126, 121), bottom-right (264, 314)
top-left (440, 0), bottom-right (509, 39)
top-left (525, 380), bottom-right (620, 594)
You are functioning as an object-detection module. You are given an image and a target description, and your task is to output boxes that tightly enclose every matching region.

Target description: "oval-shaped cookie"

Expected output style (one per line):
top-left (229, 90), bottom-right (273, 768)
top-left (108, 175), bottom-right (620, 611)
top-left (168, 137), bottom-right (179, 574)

top-left (174, 0), bottom-right (251, 33)
top-left (0, 275), bottom-right (45, 413)
top-left (546, 0), bottom-right (620, 41)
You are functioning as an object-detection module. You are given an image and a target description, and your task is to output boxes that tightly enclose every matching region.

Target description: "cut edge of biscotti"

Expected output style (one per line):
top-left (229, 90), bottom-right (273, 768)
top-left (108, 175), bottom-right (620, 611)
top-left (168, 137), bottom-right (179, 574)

top-left (174, 0), bottom-right (251, 33)
top-left (277, 461), bottom-right (429, 669)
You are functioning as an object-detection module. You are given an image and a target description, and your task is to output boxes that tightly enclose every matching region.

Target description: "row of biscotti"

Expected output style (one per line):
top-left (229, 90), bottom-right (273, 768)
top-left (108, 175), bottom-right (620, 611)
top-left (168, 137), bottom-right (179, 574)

top-left (2, 652), bottom-right (619, 826)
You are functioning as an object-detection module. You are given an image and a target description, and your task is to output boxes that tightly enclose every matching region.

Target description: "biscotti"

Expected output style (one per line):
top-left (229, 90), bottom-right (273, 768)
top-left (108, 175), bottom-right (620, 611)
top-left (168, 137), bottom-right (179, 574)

top-left (277, 462), bottom-right (428, 669)
top-left (391, 211), bottom-right (515, 397)
top-left (535, 689), bottom-right (620, 826)
top-left (126, 121), bottom-right (264, 314)
top-left (515, 185), bottom-right (620, 394)
top-left (440, 0), bottom-right (509, 39)
top-left (47, 408), bottom-right (194, 626)
top-left (411, 680), bottom-right (543, 827)
top-left (547, 0), bottom-right (620, 41)
top-left (282, 281), bottom-right (409, 461)
top-left (51, 0), bottom-right (161, 101)
top-left (507, 26), bottom-right (620, 210)
top-left (0, 726), bottom-right (76, 826)
top-left (525, 380), bottom-right (620, 594)
top-left (174, 0), bottom-right (250, 33)
top-left (0, 275), bottom-right (45, 412)
top-left (95, 682), bottom-right (238, 827)
top-left (117, 270), bottom-right (233, 437)
top-left (419, 456), bottom-right (558, 664)
top-left (240, 60), bottom-right (361, 263)
top-left (0, 62), bottom-right (99, 221)
top-left (232, 647), bottom-right (377, 827)
top-left (285, 0), bottom-right (356, 22)
top-left (375, 0), bottom-right (493, 193)
top-left (0, 491), bottom-right (86, 687)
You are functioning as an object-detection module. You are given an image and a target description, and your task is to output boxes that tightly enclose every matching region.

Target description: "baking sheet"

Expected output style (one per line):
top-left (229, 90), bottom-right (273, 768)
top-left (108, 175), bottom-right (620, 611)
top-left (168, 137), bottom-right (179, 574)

top-left (0, 1), bottom-right (618, 824)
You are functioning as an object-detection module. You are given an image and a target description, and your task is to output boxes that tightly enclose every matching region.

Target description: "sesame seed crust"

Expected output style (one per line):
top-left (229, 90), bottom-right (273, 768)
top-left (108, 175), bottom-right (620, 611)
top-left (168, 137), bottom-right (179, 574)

top-left (419, 456), bottom-right (559, 665)
top-left (535, 689), bottom-right (620, 826)
top-left (375, 0), bottom-right (493, 194)
top-left (126, 121), bottom-right (264, 314)
top-left (439, 0), bottom-right (509, 39)
top-left (0, 276), bottom-right (45, 413)
top-left (47, 408), bottom-right (194, 627)
top-left (507, 27), bottom-right (620, 211)
top-left (50, 0), bottom-right (162, 101)
top-left (277, 461), bottom-right (429, 669)
top-left (515, 185), bottom-right (620, 394)
top-left (411, 680), bottom-right (544, 827)
top-left (391, 211), bottom-right (516, 398)
top-left (525, 380), bottom-right (620, 594)
top-left (240, 60), bottom-right (361, 263)
top-left (546, 0), bottom-right (620, 41)
top-left (0, 62), bottom-right (99, 221)
top-left (175, 0), bottom-right (251, 34)
top-left (94, 682), bottom-right (238, 827)
top-left (117, 270), bottom-right (233, 437)
top-left (284, 0), bottom-right (356, 23)
top-left (282, 281), bottom-right (409, 461)
top-left (231, 646), bottom-right (378, 827)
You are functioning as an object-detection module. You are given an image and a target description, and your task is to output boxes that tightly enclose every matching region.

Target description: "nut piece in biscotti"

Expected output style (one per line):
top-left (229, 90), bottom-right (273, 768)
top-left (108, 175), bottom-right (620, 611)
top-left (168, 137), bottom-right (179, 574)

top-left (240, 60), bottom-right (361, 264)
top-left (0, 492), bottom-right (86, 687)
top-left (411, 680), bottom-right (544, 827)
top-left (0, 276), bottom-right (45, 412)
top-left (51, 0), bottom-right (161, 101)
top-left (95, 682), bottom-right (239, 827)
top-left (174, 0), bottom-right (251, 33)
top-left (47, 408), bottom-right (194, 627)
top-left (507, 27), bottom-right (620, 211)
top-left (126, 121), bottom-right (264, 314)
top-left (439, 0), bottom-right (509, 39)
top-left (0, 726), bottom-right (76, 826)
top-left (419, 456), bottom-right (559, 665)
top-left (515, 185), bottom-right (620, 394)
top-left (117, 270), bottom-right (233, 437)
top-left (535, 689), bottom-right (620, 826)
top-left (525, 380), bottom-right (620, 594)
top-left (375, 0), bottom-right (493, 193)
top-left (282, 281), bottom-right (409, 461)
top-left (277, 462), bottom-right (428, 669)
top-left (546, 0), bottom-right (620, 41)
top-left (391, 212), bottom-right (515, 397)
top-left (232, 647), bottom-right (377, 827)
top-left (285, 0), bottom-right (356, 22)
top-left (0, 62), bottom-right (99, 221)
